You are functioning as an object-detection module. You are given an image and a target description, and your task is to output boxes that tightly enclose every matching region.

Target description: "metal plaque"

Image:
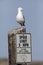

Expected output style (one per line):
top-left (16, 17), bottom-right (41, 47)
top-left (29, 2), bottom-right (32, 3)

top-left (16, 33), bottom-right (32, 63)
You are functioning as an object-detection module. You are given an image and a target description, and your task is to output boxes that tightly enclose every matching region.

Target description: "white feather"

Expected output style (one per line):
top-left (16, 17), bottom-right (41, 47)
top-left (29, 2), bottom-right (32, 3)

top-left (16, 7), bottom-right (25, 25)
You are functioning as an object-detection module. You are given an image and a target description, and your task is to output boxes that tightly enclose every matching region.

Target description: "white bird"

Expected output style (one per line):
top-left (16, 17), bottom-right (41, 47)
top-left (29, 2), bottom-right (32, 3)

top-left (16, 7), bottom-right (25, 26)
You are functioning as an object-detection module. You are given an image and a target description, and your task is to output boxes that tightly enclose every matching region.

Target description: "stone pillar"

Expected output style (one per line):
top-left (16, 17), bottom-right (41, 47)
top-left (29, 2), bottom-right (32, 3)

top-left (8, 27), bottom-right (26, 65)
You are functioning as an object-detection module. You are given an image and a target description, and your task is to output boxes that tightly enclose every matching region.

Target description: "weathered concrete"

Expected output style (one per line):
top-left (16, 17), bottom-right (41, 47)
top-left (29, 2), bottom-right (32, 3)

top-left (8, 27), bottom-right (27, 65)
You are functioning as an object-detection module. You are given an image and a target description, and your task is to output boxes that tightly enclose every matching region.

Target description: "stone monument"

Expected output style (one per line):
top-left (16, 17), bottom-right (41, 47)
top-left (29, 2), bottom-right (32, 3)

top-left (8, 7), bottom-right (32, 65)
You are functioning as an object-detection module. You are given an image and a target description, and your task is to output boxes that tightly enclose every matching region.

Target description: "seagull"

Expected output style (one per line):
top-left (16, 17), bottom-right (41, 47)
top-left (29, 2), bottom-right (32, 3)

top-left (16, 7), bottom-right (25, 26)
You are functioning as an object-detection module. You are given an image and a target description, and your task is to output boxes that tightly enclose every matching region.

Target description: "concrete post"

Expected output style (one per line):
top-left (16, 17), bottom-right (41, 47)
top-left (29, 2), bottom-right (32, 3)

top-left (8, 27), bottom-right (27, 65)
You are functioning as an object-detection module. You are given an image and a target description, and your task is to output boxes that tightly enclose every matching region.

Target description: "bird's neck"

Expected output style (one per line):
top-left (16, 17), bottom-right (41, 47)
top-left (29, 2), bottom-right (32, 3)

top-left (18, 10), bottom-right (22, 15)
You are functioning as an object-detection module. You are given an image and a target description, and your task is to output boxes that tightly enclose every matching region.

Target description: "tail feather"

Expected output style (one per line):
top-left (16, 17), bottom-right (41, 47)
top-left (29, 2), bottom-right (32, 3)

top-left (19, 22), bottom-right (25, 26)
top-left (23, 22), bottom-right (25, 26)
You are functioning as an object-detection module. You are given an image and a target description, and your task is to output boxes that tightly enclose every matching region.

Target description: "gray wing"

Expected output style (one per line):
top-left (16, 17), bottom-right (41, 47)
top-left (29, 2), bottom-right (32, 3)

top-left (23, 15), bottom-right (25, 22)
top-left (22, 15), bottom-right (25, 26)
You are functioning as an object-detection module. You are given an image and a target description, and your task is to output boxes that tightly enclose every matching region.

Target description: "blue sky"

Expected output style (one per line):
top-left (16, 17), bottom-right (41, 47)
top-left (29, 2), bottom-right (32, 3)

top-left (0, 0), bottom-right (43, 61)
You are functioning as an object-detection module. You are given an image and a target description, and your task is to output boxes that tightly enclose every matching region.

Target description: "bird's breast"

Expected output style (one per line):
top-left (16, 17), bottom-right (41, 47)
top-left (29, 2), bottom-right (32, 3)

top-left (16, 15), bottom-right (24, 22)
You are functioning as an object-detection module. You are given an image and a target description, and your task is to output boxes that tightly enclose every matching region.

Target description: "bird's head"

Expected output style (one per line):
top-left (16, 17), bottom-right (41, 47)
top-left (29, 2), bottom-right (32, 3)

top-left (18, 7), bottom-right (23, 12)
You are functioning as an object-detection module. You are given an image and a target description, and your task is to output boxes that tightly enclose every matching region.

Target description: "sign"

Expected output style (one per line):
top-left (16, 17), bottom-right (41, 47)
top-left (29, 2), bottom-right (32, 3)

top-left (16, 33), bottom-right (32, 63)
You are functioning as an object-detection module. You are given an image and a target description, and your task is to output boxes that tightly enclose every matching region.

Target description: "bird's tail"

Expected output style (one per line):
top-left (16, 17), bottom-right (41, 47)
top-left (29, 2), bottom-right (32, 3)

top-left (23, 22), bottom-right (25, 26)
